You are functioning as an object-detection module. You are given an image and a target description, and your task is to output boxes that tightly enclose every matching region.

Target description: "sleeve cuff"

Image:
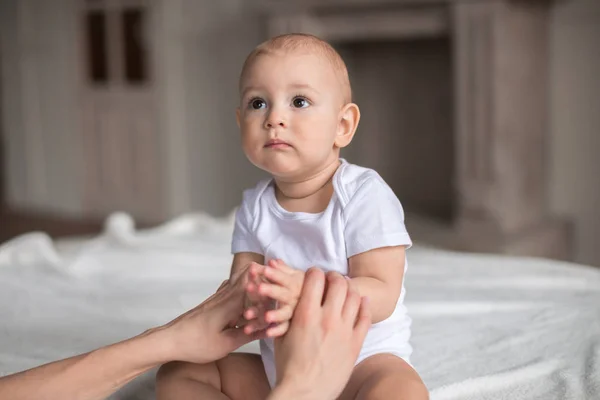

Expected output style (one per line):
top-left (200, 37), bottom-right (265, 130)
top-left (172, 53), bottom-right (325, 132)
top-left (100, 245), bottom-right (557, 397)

top-left (231, 239), bottom-right (263, 255)
top-left (346, 232), bottom-right (412, 258)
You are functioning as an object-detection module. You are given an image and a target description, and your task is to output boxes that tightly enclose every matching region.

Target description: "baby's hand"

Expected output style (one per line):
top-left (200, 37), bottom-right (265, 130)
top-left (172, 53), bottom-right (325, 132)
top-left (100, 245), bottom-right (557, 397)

top-left (245, 259), bottom-right (304, 337)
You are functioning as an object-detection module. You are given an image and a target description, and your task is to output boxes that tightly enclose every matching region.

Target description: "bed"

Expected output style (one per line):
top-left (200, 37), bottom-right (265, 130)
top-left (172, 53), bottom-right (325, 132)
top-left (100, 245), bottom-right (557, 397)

top-left (1, 212), bottom-right (599, 400)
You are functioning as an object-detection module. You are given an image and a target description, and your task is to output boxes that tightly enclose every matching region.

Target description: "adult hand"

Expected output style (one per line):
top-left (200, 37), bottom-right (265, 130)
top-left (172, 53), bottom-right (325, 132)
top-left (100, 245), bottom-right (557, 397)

top-left (269, 268), bottom-right (372, 400)
top-left (160, 271), bottom-right (264, 365)
top-left (0, 271), bottom-right (262, 400)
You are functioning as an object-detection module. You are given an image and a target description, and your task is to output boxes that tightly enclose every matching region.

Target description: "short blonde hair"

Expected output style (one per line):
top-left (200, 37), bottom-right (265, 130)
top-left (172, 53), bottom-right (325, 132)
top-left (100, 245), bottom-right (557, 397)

top-left (239, 33), bottom-right (352, 103)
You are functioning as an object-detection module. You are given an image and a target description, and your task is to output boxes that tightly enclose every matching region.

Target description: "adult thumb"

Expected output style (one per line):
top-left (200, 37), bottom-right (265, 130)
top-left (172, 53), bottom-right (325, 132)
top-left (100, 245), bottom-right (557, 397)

top-left (213, 281), bottom-right (246, 325)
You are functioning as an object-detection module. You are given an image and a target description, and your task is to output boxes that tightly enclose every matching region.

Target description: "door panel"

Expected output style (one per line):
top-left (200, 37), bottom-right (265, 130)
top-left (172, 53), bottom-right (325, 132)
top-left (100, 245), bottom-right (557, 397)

top-left (80, 0), bottom-right (162, 221)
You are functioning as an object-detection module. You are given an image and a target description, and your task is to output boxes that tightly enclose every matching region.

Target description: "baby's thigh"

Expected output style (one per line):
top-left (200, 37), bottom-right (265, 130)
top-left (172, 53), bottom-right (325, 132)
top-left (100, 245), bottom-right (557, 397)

top-left (156, 353), bottom-right (269, 400)
top-left (338, 354), bottom-right (429, 400)
top-left (218, 353), bottom-right (271, 399)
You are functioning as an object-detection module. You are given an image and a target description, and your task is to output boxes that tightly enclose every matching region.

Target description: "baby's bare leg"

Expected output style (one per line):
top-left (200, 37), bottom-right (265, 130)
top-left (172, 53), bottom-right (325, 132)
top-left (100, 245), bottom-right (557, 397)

top-left (338, 354), bottom-right (429, 400)
top-left (156, 353), bottom-right (270, 400)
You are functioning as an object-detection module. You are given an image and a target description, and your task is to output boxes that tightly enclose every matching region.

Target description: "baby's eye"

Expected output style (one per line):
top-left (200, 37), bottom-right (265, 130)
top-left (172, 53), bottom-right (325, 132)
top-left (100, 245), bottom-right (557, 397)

top-left (250, 98), bottom-right (266, 110)
top-left (292, 97), bottom-right (309, 108)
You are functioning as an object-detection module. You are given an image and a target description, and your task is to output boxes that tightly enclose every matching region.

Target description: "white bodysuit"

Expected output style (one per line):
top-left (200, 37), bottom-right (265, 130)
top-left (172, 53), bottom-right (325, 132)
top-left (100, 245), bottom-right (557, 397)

top-left (231, 159), bottom-right (413, 387)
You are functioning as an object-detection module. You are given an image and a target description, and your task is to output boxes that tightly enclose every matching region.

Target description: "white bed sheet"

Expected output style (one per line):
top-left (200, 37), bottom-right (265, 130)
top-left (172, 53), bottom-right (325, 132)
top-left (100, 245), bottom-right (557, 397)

top-left (0, 212), bottom-right (599, 400)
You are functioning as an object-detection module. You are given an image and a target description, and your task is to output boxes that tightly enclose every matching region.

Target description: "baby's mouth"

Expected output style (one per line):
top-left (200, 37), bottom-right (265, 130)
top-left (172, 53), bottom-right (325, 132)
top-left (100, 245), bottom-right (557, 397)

top-left (264, 139), bottom-right (292, 148)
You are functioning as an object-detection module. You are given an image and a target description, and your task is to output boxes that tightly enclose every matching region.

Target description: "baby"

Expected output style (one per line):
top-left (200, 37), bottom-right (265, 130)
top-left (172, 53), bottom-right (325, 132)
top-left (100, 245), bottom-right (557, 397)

top-left (156, 33), bottom-right (428, 399)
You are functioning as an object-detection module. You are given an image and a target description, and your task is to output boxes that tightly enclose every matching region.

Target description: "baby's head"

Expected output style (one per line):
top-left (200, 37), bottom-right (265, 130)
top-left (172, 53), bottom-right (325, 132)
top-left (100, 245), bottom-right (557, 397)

top-left (236, 33), bottom-right (360, 180)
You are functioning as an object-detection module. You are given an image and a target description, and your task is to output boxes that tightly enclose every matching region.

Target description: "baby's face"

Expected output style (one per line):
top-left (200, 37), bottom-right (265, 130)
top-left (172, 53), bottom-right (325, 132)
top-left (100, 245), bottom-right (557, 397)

top-left (237, 51), bottom-right (344, 180)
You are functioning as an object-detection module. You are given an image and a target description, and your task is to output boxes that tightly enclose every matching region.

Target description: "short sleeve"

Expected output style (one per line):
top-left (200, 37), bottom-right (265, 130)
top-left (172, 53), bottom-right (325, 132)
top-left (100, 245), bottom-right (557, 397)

top-left (231, 195), bottom-right (263, 255)
top-left (343, 176), bottom-right (412, 258)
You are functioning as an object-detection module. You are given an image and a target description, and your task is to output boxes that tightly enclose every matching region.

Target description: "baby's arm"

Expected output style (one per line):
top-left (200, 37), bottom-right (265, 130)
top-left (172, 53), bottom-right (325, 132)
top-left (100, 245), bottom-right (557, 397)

top-left (245, 243), bottom-right (404, 331)
top-left (229, 252), bottom-right (264, 279)
top-left (346, 245), bottom-right (406, 323)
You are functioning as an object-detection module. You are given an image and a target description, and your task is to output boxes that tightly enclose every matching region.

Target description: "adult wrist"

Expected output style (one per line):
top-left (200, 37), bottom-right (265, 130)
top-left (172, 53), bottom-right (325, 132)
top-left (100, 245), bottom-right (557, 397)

top-left (138, 325), bottom-right (177, 364)
top-left (268, 379), bottom-right (316, 400)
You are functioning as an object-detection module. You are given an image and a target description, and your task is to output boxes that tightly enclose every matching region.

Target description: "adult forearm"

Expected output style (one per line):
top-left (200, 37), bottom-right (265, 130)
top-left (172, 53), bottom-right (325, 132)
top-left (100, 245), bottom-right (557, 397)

top-left (0, 327), bottom-right (172, 400)
top-left (349, 276), bottom-right (397, 323)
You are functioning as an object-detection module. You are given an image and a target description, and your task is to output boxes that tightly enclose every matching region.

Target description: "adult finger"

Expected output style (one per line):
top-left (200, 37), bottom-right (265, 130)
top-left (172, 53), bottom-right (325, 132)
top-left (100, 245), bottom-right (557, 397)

top-left (295, 267), bottom-right (326, 318)
top-left (246, 263), bottom-right (265, 291)
top-left (216, 279), bottom-right (229, 292)
top-left (323, 271), bottom-right (349, 316)
top-left (246, 281), bottom-right (258, 294)
top-left (249, 262), bottom-right (266, 280)
top-left (246, 281), bottom-right (270, 303)
top-left (341, 286), bottom-right (361, 324)
top-left (353, 297), bottom-right (372, 350)
top-left (231, 262), bottom-right (253, 282)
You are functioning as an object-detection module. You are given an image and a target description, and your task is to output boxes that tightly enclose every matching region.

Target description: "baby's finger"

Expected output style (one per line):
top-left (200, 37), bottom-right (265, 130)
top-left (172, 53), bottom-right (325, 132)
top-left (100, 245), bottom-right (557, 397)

top-left (244, 306), bottom-right (260, 321)
top-left (249, 262), bottom-right (266, 279)
top-left (265, 305), bottom-right (294, 324)
top-left (269, 259), bottom-right (293, 273)
top-left (263, 265), bottom-right (293, 287)
top-left (243, 322), bottom-right (256, 335)
top-left (266, 321), bottom-right (290, 338)
top-left (246, 280), bottom-right (258, 293)
top-left (258, 282), bottom-right (295, 304)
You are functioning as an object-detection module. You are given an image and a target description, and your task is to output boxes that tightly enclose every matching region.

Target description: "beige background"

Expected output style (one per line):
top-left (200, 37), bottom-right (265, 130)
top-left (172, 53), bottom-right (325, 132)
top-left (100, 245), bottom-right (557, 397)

top-left (0, 0), bottom-right (598, 266)
top-left (549, 0), bottom-right (600, 266)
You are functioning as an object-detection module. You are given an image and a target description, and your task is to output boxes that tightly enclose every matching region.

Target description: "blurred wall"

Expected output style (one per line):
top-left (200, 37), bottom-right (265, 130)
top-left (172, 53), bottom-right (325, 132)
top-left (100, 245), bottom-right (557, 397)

top-left (549, 0), bottom-right (600, 266)
top-left (183, 0), bottom-right (600, 266)
top-left (170, 0), bottom-right (600, 266)
top-left (0, 0), bottom-right (599, 265)
top-left (0, 0), bottom-right (83, 215)
top-left (179, 0), bottom-right (266, 217)
top-left (0, 0), bottom-right (266, 219)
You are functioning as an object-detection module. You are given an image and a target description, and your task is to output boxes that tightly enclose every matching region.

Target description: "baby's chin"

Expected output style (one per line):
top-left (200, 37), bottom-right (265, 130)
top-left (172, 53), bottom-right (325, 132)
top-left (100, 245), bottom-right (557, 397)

top-left (251, 156), bottom-right (304, 179)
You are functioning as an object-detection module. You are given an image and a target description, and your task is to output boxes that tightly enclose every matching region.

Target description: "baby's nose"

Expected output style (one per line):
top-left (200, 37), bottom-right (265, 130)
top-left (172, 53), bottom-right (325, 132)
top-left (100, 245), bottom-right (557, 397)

top-left (265, 110), bottom-right (287, 129)
top-left (266, 120), bottom-right (285, 128)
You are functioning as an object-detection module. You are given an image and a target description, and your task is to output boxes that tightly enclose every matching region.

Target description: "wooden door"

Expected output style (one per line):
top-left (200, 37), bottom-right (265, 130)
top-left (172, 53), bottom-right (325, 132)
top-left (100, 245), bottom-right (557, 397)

top-left (80, 0), bottom-right (162, 221)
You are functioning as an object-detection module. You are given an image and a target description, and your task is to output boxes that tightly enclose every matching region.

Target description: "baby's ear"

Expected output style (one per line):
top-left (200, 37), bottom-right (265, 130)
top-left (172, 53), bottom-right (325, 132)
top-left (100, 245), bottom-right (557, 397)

top-left (335, 103), bottom-right (360, 148)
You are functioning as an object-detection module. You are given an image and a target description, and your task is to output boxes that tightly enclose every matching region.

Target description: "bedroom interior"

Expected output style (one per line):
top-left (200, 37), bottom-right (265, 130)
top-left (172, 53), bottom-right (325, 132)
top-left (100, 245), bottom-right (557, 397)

top-left (0, 0), bottom-right (599, 399)
top-left (1, 0), bottom-right (599, 266)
